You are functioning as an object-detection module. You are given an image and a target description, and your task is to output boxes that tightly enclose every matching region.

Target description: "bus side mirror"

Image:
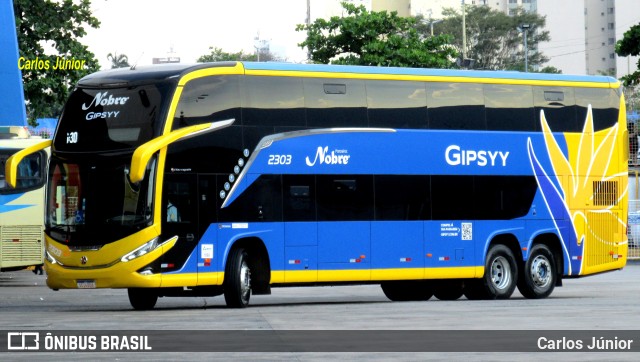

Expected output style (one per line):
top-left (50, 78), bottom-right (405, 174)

top-left (129, 119), bottom-right (234, 183)
top-left (5, 140), bottom-right (52, 188)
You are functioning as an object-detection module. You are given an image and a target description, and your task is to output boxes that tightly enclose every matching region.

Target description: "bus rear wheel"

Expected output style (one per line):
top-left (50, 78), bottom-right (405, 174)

top-left (224, 248), bottom-right (252, 308)
top-left (128, 288), bottom-right (158, 310)
top-left (517, 244), bottom-right (556, 299)
top-left (464, 244), bottom-right (517, 300)
top-left (381, 281), bottom-right (433, 301)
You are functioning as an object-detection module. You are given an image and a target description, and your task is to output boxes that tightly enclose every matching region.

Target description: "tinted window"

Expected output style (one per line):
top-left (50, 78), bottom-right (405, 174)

top-left (575, 88), bottom-right (619, 131)
top-left (220, 174), bottom-right (282, 222)
top-left (283, 175), bottom-right (316, 221)
top-left (474, 176), bottom-right (537, 219)
top-left (166, 126), bottom-right (243, 174)
top-left (173, 75), bottom-right (241, 130)
top-left (374, 175), bottom-right (430, 220)
top-left (427, 82), bottom-right (485, 130)
top-left (484, 84), bottom-right (535, 131)
top-left (242, 76), bottom-right (305, 127)
top-left (304, 78), bottom-right (367, 128)
top-left (366, 80), bottom-right (428, 129)
top-left (0, 150), bottom-right (45, 193)
top-left (316, 175), bottom-right (373, 221)
top-left (56, 84), bottom-right (168, 152)
top-left (533, 86), bottom-right (578, 132)
top-left (431, 176), bottom-right (475, 219)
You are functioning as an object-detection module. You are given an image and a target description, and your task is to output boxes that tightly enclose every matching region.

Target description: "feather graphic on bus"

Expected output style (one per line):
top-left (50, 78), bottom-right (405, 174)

top-left (0, 194), bottom-right (33, 214)
top-left (528, 105), bottom-right (626, 275)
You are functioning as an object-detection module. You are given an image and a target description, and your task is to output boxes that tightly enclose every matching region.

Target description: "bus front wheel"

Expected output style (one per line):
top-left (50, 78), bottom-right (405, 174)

top-left (517, 244), bottom-right (556, 299)
top-left (224, 248), bottom-right (252, 308)
top-left (128, 288), bottom-right (158, 310)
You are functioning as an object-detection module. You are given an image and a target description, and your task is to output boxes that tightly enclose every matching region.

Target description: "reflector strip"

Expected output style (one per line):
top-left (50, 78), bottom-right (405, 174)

top-left (288, 260), bottom-right (301, 264)
top-left (400, 257), bottom-right (412, 262)
top-left (439, 256), bottom-right (450, 261)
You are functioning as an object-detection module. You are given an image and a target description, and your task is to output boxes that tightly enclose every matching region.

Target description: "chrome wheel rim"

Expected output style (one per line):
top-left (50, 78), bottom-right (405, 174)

top-left (239, 260), bottom-right (251, 302)
top-left (530, 255), bottom-right (551, 288)
top-left (490, 256), bottom-right (511, 290)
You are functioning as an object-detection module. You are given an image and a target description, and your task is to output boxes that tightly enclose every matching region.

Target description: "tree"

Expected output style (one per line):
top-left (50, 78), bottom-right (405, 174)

top-left (14, 0), bottom-right (101, 125)
top-left (296, 2), bottom-right (457, 68)
top-left (429, 6), bottom-right (550, 71)
top-left (197, 46), bottom-right (282, 63)
top-left (107, 52), bottom-right (130, 69)
top-left (616, 23), bottom-right (640, 87)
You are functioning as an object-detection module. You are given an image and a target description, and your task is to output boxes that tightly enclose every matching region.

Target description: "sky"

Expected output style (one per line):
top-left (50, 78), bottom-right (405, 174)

top-left (85, 0), bottom-right (312, 69)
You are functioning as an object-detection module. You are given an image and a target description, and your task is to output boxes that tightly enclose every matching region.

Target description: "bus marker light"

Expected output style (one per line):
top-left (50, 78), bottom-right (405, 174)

top-left (400, 258), bottom-right (412, 262)
top-left (439, 256), bottom-right (450, 261)
top-left (426, 253), bottom-right (432, 258)
top-left (522, 247), bottom-right (528, 251)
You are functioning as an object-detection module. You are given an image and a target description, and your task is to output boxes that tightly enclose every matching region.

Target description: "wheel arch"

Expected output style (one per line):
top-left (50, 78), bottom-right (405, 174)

top-left (225, 236), bottom-right (271, 295)
top-left (487, 233), bottom-right (523, 265)
top-left (529, 233), bottom-right (564, 286)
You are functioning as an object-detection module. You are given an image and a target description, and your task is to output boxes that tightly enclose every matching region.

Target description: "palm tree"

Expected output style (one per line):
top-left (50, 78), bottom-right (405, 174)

top-left (107, 52), bottom-right (130, 69)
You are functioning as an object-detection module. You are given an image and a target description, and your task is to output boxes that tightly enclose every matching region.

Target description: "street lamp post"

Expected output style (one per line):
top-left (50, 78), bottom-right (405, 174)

top-left (519, 23), bottom-right (531, 72)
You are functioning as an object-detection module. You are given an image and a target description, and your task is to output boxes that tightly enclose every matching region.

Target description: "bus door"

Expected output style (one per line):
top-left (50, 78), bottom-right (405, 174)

top-left (160, 173), bottom-right (198, 273)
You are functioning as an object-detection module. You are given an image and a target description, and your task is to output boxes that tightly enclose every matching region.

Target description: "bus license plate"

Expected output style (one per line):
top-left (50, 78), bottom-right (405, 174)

top-left (77, 280), bottom-right (96, 289)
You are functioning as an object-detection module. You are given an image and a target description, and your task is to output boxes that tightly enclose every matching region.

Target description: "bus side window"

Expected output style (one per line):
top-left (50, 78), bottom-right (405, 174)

top-left (283, 175), bottom-right (316, 222)
top-left (575, 88), bottom-right (619, 131)
top-left (427, 82), bottom-right (486, 130)
top-left (173, 75), bottom-right (241, 130)
top-left (304, 78), bottom-right (367, 128)
top-left (484, 84), bottom-right (535, 131)
top-left (316, 175), bottom-right (373, 221)
top-left (533, 87), bottom-right (578, 132)
top-left (242, 76), bottom-right (306, 127)
top-left (366, 80), bottom-right (428, 129)
top-left (16, 152), bottom-right (43, 189)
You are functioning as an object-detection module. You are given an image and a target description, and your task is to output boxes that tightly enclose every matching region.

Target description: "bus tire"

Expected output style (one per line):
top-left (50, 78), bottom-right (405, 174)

top-left (433, 280), bottom-right (464, 300)
top-left (465, 244), bottom-right (517, 299)
top-left (224, 248), bottom-right (252, 308)
top-left (381, 281), bottom-right (433, 301)
top-left (517, 244), bottom-right (556, 299)
top-left (128, 288), bottom-right (158, 310)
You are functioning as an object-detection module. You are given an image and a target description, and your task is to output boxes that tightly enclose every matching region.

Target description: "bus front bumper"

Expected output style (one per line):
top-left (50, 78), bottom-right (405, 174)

top-left (45, 236), bottom-right (177, 290)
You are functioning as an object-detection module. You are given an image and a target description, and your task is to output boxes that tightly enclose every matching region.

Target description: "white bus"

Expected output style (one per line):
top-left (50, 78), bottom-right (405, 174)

top-left (0, 126), bottom-right (48, 271)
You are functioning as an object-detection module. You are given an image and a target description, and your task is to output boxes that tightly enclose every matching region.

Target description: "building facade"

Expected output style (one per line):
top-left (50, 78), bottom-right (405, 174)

top-left (363, 0), bottom-right (638, 78)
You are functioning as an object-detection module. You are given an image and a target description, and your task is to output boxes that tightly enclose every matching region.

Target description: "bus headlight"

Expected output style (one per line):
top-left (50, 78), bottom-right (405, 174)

top-left (45, 250), bottom-right (64, 266)
top-left (121, 237), bottom-right (159, 263)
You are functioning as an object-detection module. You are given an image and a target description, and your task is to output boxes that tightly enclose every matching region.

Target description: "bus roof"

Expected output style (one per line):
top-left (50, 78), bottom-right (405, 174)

top-left (77, 61), bottom-right (619, 88)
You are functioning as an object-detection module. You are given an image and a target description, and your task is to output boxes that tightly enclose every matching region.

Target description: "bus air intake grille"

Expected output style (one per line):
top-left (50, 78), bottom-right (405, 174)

top-left (0, 226), bottom-right (43, 263)
top-left (593, 181), bottom-right (618, 206)
top-left (583, 211), bottom-right (620, 269)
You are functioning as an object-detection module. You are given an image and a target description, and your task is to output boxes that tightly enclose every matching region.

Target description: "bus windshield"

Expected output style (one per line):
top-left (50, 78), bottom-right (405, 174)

top-left (54, 84), bottom-right (169, 152)
top-left (46, 155), bottom-right (156, 246)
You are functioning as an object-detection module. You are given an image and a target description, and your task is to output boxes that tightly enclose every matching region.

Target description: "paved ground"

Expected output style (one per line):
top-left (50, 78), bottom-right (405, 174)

top-left (1, 261), bottom-right (639, 360)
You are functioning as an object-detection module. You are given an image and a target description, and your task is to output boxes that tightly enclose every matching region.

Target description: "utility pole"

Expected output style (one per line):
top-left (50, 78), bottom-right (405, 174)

top-left (520, 23), bottom-right (530, 72)
top-left (461, 0), bottom-right (467, 61)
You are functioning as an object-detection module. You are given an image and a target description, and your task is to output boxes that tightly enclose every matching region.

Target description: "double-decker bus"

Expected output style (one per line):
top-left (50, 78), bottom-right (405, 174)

top-left (7, 62), bottom-right (628, 309)
top-left (0, 126), bottom-right (47, 271)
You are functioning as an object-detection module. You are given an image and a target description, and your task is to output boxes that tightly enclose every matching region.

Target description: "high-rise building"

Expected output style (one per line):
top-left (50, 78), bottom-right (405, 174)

top-left (365, 0), bottom-right (639, 77)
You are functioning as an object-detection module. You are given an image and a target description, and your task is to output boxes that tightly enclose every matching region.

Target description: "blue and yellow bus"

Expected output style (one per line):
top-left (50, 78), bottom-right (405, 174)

top-left (1, 126), bottom-right (47, 272)
top-left (7, 62), bottom-right (628, 309)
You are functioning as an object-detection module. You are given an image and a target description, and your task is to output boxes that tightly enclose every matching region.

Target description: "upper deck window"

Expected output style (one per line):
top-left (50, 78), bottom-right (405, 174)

top-left (173, 76), bottom-right (241, 130)
top-left (55, 84), bottom-right (169, 152)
